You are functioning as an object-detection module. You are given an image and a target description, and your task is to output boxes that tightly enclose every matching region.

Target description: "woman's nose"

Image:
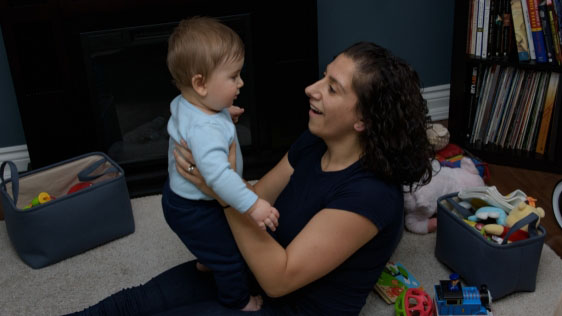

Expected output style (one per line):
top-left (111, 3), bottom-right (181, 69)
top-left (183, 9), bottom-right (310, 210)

top-left (305, 80), bottom-right (321, 99)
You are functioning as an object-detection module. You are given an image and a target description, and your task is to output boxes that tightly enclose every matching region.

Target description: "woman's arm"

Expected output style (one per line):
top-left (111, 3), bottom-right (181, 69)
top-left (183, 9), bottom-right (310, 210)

top-left (224, 206), bottom-right (378, 297)
top-left (252, 153), bottom-right (293, 205)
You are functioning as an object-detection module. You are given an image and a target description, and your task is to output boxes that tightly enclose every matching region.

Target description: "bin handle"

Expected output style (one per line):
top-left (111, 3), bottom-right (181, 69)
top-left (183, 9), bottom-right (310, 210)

top-left (77, 157), bottom-right (119, 182)
top-left (0, 161), bottom-right (20, 205)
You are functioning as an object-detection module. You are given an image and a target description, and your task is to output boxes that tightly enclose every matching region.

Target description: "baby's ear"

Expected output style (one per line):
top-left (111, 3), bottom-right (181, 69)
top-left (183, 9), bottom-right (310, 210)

top-left (191, 74), bottom-right (207, 96)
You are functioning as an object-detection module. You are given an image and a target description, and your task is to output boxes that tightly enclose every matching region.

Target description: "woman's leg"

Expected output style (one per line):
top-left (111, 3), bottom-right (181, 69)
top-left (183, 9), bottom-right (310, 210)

top-left (66, 260), bottom-right (218, 316)
top-left (161, 180), bottom-right (251, 309)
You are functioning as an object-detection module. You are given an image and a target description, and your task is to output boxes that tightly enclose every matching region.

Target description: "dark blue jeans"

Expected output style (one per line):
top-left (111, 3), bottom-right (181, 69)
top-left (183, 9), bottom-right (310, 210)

top-left (66, 260), bottom-right (300, 315)
top-left (161, 180), bottom-right (251, 309)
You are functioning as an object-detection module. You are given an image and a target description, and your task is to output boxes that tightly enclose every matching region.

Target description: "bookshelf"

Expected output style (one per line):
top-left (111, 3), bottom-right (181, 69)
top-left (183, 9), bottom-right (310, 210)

top-left (449, 0), bottom-right (562, 174)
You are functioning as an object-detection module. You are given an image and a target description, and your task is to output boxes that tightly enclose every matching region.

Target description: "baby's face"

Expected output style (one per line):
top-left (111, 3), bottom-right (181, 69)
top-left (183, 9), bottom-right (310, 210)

top-left (202, 58), bottom-right (245, 112)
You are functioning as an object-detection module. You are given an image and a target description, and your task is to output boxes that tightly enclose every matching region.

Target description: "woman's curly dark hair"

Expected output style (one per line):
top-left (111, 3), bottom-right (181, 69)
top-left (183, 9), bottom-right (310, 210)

top-left (342, 42), bottom-right (433, 190)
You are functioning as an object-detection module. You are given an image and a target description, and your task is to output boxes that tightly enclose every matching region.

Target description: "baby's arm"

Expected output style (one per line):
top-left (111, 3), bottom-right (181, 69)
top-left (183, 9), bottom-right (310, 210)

top-left (246, 198), bottom-right (280, 231)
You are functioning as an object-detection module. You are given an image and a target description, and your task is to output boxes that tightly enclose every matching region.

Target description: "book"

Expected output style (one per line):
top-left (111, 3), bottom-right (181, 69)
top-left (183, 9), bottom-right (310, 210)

top-left (477, 0), bottom-right (487, 56)
top-left (502, 0), bottom-right (515, 57)
top-left (488, 0), bottom-right (501, 58)
top-left (547, 0), bottom-right (562, 64)
top-left (521, 0), bottom-right (538, 60)
top-left (471, 0), bottom-right (481, 55)
top-left (539, 0), bottom-right (555, 63)
top-left (480, 0), bottom-right (492, 59)
top-left (524, 72), bottom-right (549, 150)
top-left (526, 0), bottom-right (549, 62)
top-left (511, 0), bottom-right (532, 60)
top-left (535, 71), bottom-right (560, 153)
top-left (547, 87), bottom-right (561, 160)
top-left (468, 0), bottom-right (476, 54)
top-left (374, 261), bottom-right (422, 304)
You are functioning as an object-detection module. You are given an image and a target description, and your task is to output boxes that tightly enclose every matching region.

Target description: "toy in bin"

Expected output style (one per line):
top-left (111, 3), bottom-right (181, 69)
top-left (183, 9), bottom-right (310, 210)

top-left (395, 287), bottom-right (434, 316)
top-left (23, 192), bottom-right (56, 210)
top-left (433, 274), bottom-right (492, 316)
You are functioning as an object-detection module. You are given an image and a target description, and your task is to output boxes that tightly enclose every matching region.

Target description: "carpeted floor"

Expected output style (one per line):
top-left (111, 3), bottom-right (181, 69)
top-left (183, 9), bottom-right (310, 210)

top-left (1, 194), bottom-right (561, 315)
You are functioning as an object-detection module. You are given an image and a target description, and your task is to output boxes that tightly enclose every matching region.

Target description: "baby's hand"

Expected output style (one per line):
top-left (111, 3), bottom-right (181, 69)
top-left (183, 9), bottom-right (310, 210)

top-left (247, 198), bottom-right (280, 231)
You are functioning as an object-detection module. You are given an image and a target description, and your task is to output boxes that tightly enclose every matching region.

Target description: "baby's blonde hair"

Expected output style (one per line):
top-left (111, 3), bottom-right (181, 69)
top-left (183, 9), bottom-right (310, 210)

top-left (167, 16), bottom-right (244, 90)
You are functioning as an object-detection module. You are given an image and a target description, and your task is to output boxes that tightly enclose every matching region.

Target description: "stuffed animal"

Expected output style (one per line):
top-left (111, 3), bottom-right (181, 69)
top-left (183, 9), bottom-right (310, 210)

top-left (404, 157), bottom-right (485, 234)
top-left (483, 201), bottom-right (545, 243)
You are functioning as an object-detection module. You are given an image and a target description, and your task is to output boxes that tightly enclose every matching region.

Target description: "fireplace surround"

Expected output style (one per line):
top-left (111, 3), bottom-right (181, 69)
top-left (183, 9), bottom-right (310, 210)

top-left (0, 0), bottom-right (318, 196)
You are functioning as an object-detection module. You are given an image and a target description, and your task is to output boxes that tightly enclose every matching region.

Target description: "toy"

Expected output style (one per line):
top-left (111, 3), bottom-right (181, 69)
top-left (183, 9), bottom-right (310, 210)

top-left (404, 157), bottom-right (485, 234)
top-left (458, 186), bottom-right (527, 213)
top-left (483, 201), bottom-right (545, 243)
top-left (375, 261), bottom-right (422, 304)
top-left (467, 206), bottom-right (508, 226)
top-left (67, 182), bottom-right (93, 194)
top-left (395, 287), bottom-right (434, 316)
top-left (433, 274), bottom-right (492, 316)
top-left (427, 123), bottom-right (450, 151)
top-left (23, 192), bottom-right (56, 210)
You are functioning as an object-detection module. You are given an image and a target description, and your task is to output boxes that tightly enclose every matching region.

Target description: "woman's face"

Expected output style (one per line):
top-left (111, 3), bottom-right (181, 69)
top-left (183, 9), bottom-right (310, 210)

top-left (305, 54), bottom-right (361, 140)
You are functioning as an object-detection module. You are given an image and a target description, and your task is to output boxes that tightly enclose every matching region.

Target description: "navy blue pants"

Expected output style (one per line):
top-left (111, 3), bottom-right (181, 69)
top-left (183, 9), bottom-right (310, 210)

top-left (66, 260), bottom-right (300, 315)
top-left (161, 180), bottom-right (250, 309)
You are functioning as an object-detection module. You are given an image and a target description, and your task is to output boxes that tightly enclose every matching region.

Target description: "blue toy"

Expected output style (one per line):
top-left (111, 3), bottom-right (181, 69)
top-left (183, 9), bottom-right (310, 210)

top-left (468, 206), bottom-right (507, 226)
top-left (433, 274), bottom-right (492, 316)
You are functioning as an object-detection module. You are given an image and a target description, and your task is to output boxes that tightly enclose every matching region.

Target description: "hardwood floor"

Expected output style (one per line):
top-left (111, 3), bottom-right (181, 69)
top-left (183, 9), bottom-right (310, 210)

top-left (485, 163), bottom-right (562, 259)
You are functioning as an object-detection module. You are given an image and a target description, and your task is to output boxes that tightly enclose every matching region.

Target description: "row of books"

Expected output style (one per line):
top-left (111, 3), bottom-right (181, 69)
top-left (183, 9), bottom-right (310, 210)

top-left (467, 63), bottom-right (560, 155)
top-left (467, 0), bottom-right (562, 64)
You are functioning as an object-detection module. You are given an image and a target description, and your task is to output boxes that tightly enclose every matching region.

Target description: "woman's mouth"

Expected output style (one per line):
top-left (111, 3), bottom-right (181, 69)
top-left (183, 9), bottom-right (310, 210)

top-left (310, 105), bottom-right (323, 115)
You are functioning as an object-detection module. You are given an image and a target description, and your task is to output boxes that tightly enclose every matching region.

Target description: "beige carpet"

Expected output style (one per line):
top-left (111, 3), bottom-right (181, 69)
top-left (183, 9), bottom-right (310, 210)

top-left (1, 194), bottom-right (561, 315)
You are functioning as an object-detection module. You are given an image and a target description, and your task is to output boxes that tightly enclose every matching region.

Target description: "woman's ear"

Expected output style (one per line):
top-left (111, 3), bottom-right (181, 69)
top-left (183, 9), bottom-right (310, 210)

top-left (354, 120), bottom-right (365, 132)
top-left (191, 74), bottom-right (207, 97)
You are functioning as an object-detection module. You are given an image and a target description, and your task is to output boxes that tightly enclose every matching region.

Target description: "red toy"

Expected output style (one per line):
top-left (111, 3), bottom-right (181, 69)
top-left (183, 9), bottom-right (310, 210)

top-left (67, 182), bottom-right (93, 194)
top-left (395, 287), bottom-right (434, 316)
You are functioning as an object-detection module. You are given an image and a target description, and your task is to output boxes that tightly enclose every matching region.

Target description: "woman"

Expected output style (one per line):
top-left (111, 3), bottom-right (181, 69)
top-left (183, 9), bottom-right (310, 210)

top-left (69, 41), bottom-right (433, 316)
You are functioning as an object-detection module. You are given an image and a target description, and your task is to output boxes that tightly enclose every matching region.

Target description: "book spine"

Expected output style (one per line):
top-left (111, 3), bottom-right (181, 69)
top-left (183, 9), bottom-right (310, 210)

top-left (539, 0), bottom-right (555, 63)
top-left (547, 0), bottom-right (562, 64)
top-left (536, 72), bottom-right (560, 153)
top-left (472, 0), bottom-right (481, 55)
top-left (488, 0), bottom-right (499, 58)
top-left (511, 0), bottom-right (532, 60)
top-left (503, 0), bottom-right (514, 57)
top-left (527, 0), bottom-right (549, 62)
top-left (477, 0), bottom-right (486, 56)
top-left (468, 0), bottom-right (476, 54)
top-left (522, 0), bottom-right (538, 59)
top-left (482, 0), bottom-right (492, 58)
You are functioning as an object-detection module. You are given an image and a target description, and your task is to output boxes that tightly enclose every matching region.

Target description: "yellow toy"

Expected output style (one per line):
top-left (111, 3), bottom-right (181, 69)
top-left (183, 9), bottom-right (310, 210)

top-left (483, 201), bottom-right (545, 243)
top-left (23, 192), bottom-right (55, 210)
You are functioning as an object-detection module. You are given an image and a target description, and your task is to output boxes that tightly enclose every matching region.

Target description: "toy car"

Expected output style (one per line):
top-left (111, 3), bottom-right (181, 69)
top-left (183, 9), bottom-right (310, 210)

top-left (433, 274), bottom-right (492, 316)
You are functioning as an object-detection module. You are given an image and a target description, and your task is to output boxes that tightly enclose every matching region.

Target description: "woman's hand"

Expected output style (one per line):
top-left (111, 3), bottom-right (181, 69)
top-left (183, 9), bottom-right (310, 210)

top-left (228, 105), bottom-right (245, 123)
top-left (173, 139), bottom-right (237, 201)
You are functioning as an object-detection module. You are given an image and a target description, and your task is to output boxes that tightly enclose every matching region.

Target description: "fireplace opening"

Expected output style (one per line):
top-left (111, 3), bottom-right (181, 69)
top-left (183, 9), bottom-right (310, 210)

top-left (81, 15), bottom-right (255, 170)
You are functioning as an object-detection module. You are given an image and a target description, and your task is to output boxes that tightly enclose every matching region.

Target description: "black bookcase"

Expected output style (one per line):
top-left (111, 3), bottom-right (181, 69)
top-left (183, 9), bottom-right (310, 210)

top-left (449, 0), bottom-right (562, 174)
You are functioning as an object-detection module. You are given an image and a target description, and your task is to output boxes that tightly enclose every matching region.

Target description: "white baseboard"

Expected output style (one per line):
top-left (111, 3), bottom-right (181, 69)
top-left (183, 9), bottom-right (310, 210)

top-left (422, 84), bottom-right (450, 121)
top-left (0, 144), bottom-right (30, 179)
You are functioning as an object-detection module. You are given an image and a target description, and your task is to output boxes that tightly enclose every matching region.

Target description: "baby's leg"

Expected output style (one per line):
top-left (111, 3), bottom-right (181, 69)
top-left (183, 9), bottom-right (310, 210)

top-left (161, 184), bottom-right (252, 309)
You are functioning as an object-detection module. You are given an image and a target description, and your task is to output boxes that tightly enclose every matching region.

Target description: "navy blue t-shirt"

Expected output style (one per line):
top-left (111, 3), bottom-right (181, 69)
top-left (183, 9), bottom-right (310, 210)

top-left (270, 130), bottom-right (404, 315)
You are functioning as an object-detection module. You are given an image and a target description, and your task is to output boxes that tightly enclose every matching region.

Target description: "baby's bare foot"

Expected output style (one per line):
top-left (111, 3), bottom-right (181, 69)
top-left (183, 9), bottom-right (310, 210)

top-left (240, 295), bottom-right (263, 312)
top-left (195, 262), bottom-right (211, 272)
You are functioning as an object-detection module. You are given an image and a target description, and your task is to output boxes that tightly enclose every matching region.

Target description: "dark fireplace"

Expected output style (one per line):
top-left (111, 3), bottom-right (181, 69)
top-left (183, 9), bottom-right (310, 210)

top-left (0, 1), bottom-right (318, 197)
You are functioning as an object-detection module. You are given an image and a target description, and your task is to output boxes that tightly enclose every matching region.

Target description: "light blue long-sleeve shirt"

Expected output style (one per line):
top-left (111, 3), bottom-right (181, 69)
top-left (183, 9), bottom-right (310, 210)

top-left (167, 95), bottom-right (257, 213)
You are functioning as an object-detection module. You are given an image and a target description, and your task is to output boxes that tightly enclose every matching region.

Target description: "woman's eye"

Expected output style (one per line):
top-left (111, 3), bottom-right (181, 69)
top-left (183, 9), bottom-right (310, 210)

top-left (328, 85), bottom-right (336, 93)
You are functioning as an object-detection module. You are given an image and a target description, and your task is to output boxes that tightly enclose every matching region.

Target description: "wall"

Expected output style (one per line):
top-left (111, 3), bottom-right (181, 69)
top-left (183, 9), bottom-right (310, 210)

top-left (317, 0), bottom-right (455, 87)
top-left (0, 1), bottom-right (456, 165)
